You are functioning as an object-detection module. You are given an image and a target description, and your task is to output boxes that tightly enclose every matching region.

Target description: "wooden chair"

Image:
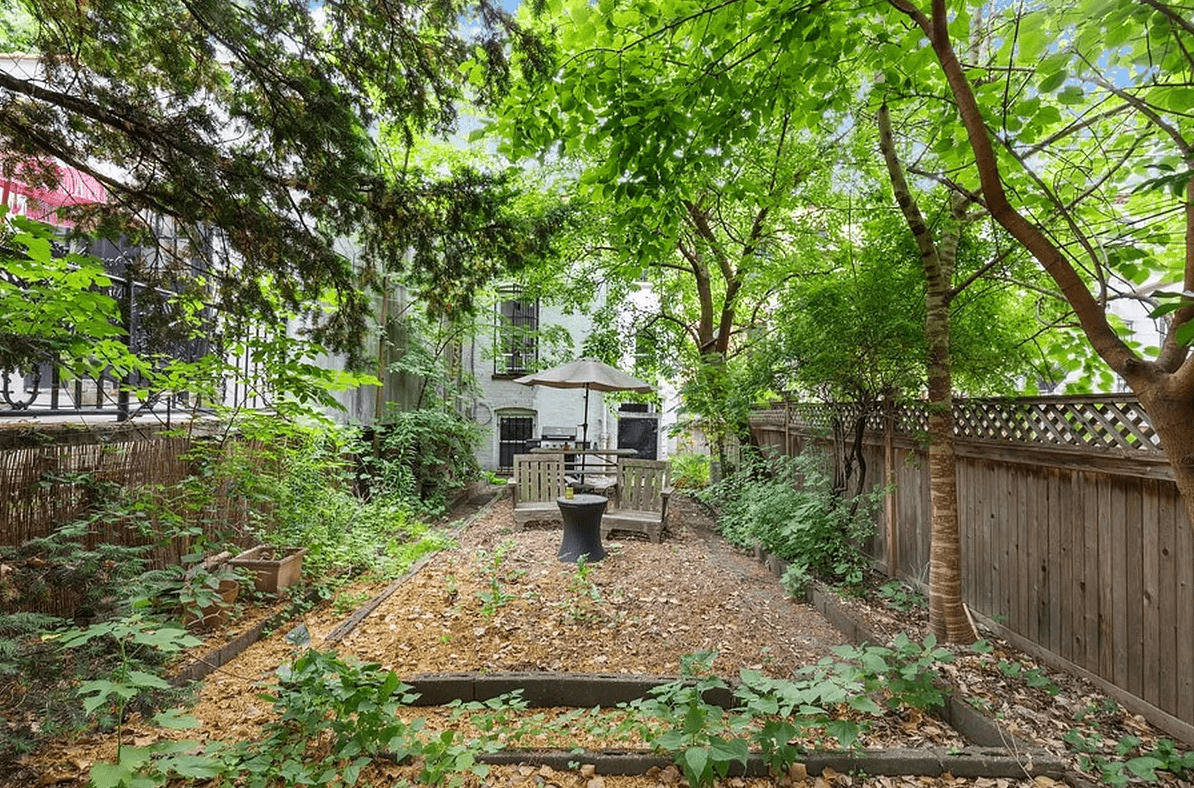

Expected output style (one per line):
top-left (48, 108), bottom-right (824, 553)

top-left (602, 458), bottom-right (672, 543)
top-left (511, 453), bottom-right (567, 528)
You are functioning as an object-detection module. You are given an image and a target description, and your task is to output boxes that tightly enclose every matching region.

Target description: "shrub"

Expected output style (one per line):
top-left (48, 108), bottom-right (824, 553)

top-left (365, 408), bottom-right (483, 515)
top-left (669, 452), bottom-right (711, 489)
top-left (212, 417), bottom-right (453, 579)
top-left (701, 446), bottom-right (880, 590)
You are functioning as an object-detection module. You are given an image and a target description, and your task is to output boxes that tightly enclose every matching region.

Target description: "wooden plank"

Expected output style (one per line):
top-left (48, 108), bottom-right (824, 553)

top-left (988, 462), bottom-right (1005, 626)
top-left (1108, 477), bottom-right (1127, 687)
top-left (1098, 474), bottom-right (1114, 680)
top-left (981, 460), bottom-right (995, 615)
top-left (1017, 464), bottom-right (1033, 642)
top-left (1032, 468), bottom-right (1049, 648)
top-left (1141, 479), bottom-right (1161, 709)
top-left (1111, 480), bottom-right (1128, 689)
top-left (1045, 470), bottom-right (1060, 655)
top-left (1156, 486), bottom-right (1176, 717)
top-left (963, 460), bottom-right (979, 613)
top-left (900, 456), bottom-right (918, 578)
top-left (1017, 464), bottom-right (1029, 637)
top-left (1083, 472), bottom-right (1100, 676)
top-left (1125, 482), bottom-right (1144, 699)
top-left (1058, 469), bottom-right (1075, 663)
top-left (1003, 462), bottom-right (1015, 629)
top-left (970, 459), bottom-right (989, 615)
top-left (1178, 499), bottom-right (1194, 723)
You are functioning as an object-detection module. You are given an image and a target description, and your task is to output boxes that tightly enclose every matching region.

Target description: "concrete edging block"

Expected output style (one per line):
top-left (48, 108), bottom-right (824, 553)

top-left (472, 746), bottom-right (1065, 779)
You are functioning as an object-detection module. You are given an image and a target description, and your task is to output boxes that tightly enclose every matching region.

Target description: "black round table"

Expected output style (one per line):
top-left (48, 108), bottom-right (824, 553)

top-left (556, 493), bottom-right (608, 562)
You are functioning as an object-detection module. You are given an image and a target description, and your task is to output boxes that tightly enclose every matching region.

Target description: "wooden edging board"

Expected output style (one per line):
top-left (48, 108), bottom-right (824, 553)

top-left (171, 486), bottom-right (507, 684)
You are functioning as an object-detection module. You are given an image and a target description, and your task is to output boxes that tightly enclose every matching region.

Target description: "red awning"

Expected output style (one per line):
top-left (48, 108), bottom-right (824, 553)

top-left (1, 159), bottom-right (107, 226)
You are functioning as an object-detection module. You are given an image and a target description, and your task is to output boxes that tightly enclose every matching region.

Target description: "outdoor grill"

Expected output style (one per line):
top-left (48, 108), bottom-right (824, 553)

top-left (538, 427), bottom-right (578, 450)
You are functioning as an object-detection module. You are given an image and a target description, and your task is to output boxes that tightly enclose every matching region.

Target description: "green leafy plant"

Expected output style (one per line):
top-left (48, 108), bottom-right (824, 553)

top-left (669, 452), bottom-right (711, 490)
top-left (141, 559), bottom-right (243, 628)
top-left (475, 541), bottom-right (520, 617)
top-left (366, 407), bottom-right (484, 517)
top-left (995, 659), bottom-right (1059, 696)
top-left (214, 417), bottom-right (450, 580)
top-left (332, 589), bottom-right (374, 616)
top-left (876, 580), bottom-right (927, 614)
top-left (1065, 731), bottom-right (1194, 786)
top-left (736, 660), bottom-right (882, 772)
top-left (235, 648), bottom-right (423, 787)
top-left (779, 563), bottom-right (814, 599)
top-left (625, 651), bottom-right (749, 788)
top-left (829, 633), bottom-right (954, 712)
top-left (702, 447), bottom-right (879, 592)
top-left (562, 555), bottom-right (604, 622)
top-left (56, 612), bottom-right (212, 788)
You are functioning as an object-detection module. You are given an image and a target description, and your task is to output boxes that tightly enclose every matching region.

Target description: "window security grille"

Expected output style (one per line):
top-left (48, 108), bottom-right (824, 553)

top-left (494, 285), bottom-right (537, 375)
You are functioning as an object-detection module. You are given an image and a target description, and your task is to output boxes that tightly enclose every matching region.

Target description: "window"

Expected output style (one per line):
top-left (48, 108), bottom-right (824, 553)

top-left (494, 285), bottom-right (537, 375)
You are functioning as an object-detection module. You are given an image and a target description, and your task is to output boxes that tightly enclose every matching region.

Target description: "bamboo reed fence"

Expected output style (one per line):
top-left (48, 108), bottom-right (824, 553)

top-left (0, 422), bottom-right (260, 619)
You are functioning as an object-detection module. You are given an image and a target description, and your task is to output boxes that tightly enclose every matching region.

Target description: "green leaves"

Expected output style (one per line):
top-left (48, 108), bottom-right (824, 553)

top-left (0, 208), bottom-right (136, 376)
top-left (1038, 68), bottom-right (1068, 93)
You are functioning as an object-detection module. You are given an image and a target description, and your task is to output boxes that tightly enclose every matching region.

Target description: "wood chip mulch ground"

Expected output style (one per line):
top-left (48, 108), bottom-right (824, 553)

top-left (11, 490), bottom-right (1167, 787)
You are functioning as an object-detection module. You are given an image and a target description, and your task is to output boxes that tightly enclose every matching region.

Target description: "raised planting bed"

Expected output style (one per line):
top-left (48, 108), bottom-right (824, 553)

top-left (230, 545), bottom-right (307, 594)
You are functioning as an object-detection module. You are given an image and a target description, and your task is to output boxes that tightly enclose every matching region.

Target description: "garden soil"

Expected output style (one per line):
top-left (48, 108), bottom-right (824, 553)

top-left (6, 490), bottom-right (1185, 787)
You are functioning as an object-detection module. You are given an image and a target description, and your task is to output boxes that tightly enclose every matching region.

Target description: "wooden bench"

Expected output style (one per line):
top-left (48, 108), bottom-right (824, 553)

top-left (601, 458), bottom-right (672, 543)
top-left (511, 453), bottom-right (567, 528)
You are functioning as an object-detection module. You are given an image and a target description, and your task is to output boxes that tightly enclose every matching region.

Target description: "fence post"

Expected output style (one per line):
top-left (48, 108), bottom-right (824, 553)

top-left (884, 397), bottom-right (898, 578)
top-left (784, 396), bottom-right (791, 457)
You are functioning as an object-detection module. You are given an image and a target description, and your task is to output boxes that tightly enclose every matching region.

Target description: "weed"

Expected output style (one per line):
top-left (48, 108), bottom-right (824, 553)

top-left (876, 580), bottom-right (927, 613)
top-left (700, 446), bottom-right (880, 591)
top-left (995, 658), bottom-right (1059, 695)
top-left (57, 613), bottom-right (211, 788)
top-left (626, 651), bottom-right (748, 788)
top-left (475, 542), bottom-right (520, 617)
top-left (332, 589), bottom-right (373, 616)
top-left (562, 555), bottom-right (604, 622)
top-left (830, 633), bottom-right (954, 711)
top-left (1073, 695), bottom-right (1121, 722)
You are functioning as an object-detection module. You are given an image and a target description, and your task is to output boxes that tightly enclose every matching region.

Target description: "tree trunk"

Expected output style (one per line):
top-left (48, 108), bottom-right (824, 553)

top-left (924, 280), bottom-right (974, 643)
top-left (878, 102), bottom-right (976, 642)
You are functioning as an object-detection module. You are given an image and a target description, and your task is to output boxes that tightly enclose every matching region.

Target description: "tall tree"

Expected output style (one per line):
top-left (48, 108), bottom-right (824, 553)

top-left (2, 0), bottom-right (552, 359)
top-left (878, 102), bottom-right (977, 642)
top-left (881, 0), bottom-right (1194, 531)
top-left (495, 0), bottom-right (858, 464)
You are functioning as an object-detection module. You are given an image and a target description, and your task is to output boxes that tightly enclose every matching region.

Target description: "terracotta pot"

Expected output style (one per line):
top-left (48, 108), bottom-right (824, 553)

top-left (230, 546), bottom-right (308, 594)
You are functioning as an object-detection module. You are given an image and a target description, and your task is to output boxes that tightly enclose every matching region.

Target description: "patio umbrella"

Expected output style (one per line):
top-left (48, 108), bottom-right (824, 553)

top-left (513, 358), bottom-right (653, 468)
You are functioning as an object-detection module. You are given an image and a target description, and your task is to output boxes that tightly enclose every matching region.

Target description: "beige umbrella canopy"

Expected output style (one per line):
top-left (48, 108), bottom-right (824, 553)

top-left (514, 358), bottom-right (653, 456)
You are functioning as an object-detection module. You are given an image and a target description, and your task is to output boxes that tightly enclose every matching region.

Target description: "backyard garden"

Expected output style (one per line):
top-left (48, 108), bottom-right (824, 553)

top-left (4, 0), bottom-right (1194, 786)
top-left (2, 422), bottom-right (1193, 788)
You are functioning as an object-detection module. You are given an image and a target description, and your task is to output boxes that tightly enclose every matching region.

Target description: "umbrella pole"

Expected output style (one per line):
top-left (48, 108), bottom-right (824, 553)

top-left (580, 385), bottom-right (590, 482)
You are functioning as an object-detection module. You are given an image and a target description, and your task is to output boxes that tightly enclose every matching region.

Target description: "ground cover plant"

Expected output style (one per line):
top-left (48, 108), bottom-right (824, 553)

top-left (64, 637), bottom-right (969, 788)
top-left (701, 446), bottom-right (881, 595)
top-left (0, 416), bottom-right (465, 775)
top-left (8, 494), bottom-right (1194, 787)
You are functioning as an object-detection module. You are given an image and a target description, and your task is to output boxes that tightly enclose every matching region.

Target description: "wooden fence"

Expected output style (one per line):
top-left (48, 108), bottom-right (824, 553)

top-left (749, 395), bottom-right (1194, 739)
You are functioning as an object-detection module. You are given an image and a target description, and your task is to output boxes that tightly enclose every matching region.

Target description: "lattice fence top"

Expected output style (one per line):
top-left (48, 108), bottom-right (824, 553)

top-left (759, 395), bottom-right (1162, 453)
